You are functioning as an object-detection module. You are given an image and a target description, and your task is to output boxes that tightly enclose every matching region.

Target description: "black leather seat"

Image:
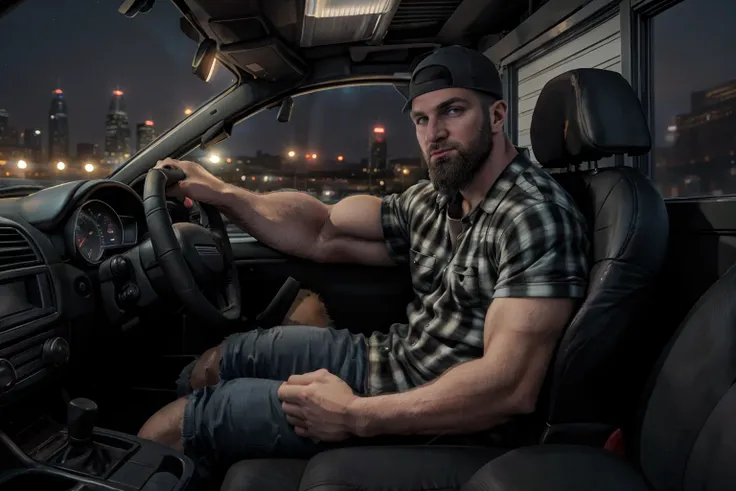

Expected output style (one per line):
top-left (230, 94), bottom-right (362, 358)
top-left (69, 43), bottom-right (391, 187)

top-left (461, 255), bottom-right (736, 491)
top-left (219, 68), bottom-right (669, 491)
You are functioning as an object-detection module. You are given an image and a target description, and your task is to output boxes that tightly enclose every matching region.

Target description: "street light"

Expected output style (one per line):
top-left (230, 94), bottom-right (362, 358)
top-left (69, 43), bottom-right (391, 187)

top-left (184, 108), bottom-right (193, 115)
top-left (337, 155), bottom-right (344, 161)
top-left (56, 162), bottom-right (66, 170)
top-left (208, 154), bottom-right (221, 164)
top-left (288, 150), bottom-right (296, 158)
top-left (84, 163), bottom-right (95, 173)
top-left (17, 160), bottom-right (27, 169)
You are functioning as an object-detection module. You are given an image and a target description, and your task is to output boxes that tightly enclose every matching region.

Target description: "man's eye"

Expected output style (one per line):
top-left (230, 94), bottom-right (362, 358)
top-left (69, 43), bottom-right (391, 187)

top-left (415, 116), bottom-right (428, 125)
top-left (446, 106), bottom-right (463, 115)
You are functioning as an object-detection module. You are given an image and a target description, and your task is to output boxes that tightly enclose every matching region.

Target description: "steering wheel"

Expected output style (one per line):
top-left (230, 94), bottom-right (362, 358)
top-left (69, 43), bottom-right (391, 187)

top-left (143, 165), bottom-right (241, 325)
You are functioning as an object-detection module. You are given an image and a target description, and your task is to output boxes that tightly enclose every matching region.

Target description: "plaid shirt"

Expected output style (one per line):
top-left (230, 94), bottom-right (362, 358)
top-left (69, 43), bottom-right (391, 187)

top-left (366, 155), bottom-right (590, 395)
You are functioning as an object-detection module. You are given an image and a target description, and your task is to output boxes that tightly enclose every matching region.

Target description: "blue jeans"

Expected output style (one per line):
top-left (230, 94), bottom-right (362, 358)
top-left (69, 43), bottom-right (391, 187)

top-left (177, 326), bottom-right (368, 475)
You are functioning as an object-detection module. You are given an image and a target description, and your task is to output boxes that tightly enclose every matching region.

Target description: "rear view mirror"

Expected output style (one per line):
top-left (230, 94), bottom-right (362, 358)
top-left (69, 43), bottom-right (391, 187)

top-left (277, 97), bottom-right (294, 123)
top-left (118, 0), bottom-right (155, 18)
top-left (180, 17), bottom-right (200, 43)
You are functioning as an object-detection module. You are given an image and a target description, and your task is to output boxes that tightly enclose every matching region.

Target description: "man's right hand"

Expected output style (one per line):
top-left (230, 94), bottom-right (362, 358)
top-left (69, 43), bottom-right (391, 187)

top-left (154, 158), bottom-right (229, 206)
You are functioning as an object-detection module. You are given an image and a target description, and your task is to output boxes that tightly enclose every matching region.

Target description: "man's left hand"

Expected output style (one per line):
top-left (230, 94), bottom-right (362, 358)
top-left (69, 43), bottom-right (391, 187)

top-left (277, 369), bottom-right (360, 442)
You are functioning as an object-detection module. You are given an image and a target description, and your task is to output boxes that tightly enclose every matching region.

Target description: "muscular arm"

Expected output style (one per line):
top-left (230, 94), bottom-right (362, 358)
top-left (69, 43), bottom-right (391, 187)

top-left (350, 297), bottom-right (575, 436)
top-left (219, 185), bottom-right (394, 266)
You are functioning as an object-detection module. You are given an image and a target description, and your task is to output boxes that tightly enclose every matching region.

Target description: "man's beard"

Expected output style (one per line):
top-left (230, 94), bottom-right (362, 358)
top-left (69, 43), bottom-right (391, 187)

top-left (425, 115), bottom-right (493, 195)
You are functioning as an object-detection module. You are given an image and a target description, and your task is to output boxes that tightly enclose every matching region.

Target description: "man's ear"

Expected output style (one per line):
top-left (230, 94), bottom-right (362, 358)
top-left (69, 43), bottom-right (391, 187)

top-left (490, 100), bottom-right (507, 133)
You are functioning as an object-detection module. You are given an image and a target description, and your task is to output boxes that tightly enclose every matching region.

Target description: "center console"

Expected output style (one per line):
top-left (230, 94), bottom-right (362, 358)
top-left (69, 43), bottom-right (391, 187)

top-left (0, 398), bottom-right (194, 491)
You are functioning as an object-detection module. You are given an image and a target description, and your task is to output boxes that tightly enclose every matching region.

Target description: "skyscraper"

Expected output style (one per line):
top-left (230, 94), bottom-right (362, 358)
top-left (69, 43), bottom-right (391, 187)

top-left (48, 89), bottom-right (69, 163)
top-left (369, 126), bottom-right (387, 170)
top-left (136, 120), bottom-right (156, 152)
top-left (104, 89), bottom-right (131, 170)
top-left (22, 128), bottom-right (42, 163)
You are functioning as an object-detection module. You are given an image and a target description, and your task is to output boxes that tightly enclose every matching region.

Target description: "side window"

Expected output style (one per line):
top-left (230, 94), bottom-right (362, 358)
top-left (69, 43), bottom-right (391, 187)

top-left (184, 85), bottom-right (425, 202)
top-left (650, 0), bottom-right (736, 198)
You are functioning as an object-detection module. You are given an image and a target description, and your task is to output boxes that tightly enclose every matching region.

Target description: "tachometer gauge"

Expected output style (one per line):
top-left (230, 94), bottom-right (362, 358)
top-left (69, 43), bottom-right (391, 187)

top-left (75, 211), bottom-right (103, 263)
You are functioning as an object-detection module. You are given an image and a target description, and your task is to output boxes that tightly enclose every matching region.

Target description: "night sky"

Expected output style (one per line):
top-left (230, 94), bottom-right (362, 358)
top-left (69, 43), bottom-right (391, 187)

top-left (0, 0), bottom-right (734, 167)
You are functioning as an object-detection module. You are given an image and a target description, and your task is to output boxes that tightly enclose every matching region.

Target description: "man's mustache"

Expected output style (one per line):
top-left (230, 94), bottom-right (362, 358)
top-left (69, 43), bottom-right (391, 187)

top-left (427, 143), bottom-right (459, 154)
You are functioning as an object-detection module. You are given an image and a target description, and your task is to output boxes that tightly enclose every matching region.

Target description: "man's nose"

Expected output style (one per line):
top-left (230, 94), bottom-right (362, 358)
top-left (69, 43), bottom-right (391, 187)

top-left (425, 118), bottom-right (448, 143)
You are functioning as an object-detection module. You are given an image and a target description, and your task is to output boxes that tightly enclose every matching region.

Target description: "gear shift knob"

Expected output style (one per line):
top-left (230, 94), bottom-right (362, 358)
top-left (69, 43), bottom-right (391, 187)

top-left (67, 398), bottom-right (98, 445)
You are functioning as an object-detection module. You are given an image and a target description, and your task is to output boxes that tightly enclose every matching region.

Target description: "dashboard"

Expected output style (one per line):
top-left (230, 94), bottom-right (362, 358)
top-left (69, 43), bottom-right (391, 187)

top-left (0, 178), bottom-right (195, 404)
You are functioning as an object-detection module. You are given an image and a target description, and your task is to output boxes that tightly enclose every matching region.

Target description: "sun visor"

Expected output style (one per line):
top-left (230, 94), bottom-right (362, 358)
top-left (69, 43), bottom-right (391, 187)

top-left (219, 38), bottom-right (308, 82)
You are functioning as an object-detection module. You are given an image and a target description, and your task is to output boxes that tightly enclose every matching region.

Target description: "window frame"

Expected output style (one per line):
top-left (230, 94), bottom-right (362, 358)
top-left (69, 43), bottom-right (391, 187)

top-left (628, 0), bottom-right (685, 181)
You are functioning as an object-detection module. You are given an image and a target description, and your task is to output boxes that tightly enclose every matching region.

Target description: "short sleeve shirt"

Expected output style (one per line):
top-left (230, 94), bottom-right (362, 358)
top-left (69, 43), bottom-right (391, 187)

top-left (367, 155), bottom-right (590, 395)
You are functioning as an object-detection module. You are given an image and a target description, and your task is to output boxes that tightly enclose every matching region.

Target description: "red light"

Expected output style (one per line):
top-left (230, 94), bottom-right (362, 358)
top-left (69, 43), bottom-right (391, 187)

top-left (144, 120), bottom-right (154, 126)
top-left (373, 127), bottom-right (385, 134)
top-left (337, 155), bottom-right (344, 161)
top-left (53, 89), bottom-right (63, 95)
top-left (113, 89), bottom-right (124, 96)
top-left (251, 176), bottom-right (256, 181)
top-left (305, 154), bottom-right (311, 159)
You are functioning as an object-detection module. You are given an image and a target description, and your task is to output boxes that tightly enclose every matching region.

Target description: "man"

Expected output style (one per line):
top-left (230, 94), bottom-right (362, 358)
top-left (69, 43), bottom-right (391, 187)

top-left (138, 46), bottom-right (589, 472)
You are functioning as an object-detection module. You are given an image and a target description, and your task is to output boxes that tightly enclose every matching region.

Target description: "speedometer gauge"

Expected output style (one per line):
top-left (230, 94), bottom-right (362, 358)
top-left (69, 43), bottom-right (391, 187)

top-left (75, 211), bottom-right (103, 263)
top-left (69, 199), bottom-right (124, 265)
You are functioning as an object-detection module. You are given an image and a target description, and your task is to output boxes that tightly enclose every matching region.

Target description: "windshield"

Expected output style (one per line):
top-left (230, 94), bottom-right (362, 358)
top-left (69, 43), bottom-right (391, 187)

top-left (0, 0), bottom-right (236, 189)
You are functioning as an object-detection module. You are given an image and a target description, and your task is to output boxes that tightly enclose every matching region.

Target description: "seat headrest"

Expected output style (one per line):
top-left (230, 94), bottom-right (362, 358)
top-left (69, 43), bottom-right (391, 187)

top-left (530, 68), bottom-right (651, 168)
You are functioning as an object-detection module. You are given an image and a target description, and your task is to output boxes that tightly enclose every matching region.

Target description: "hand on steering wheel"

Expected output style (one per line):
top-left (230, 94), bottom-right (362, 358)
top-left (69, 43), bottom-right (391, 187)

top-left (143, 161), bottom-right (241, 325)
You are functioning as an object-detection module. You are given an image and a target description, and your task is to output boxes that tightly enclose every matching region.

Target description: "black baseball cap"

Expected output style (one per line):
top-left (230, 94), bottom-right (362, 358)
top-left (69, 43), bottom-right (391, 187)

top-left (402, 45), bottom-right (504, 113)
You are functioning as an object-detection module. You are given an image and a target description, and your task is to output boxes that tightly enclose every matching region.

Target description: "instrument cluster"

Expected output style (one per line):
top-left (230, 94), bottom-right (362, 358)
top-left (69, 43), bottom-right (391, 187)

top-left (68, 199), bottom-right (138, 265)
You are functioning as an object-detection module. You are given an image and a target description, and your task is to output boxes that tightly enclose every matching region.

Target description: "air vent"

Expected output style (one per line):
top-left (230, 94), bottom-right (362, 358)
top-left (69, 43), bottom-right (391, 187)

top-left (0, 227), bottom-right (41, 272)
top-left (388, 0), bottom-right (462, 32)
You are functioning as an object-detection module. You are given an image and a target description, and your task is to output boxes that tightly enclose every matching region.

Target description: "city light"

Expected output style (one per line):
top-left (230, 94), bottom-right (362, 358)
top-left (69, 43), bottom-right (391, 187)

top-left (34, 130), bottom-right (41, 135)
top-left (184, 108), bottom-right (193, 115)
top-left (373, 127), bottom-right (385, 134)
top-left (208, 154), bottom-right (221, 164)
top-left (113, 89), bottom-right (124, 96)
top-left (241, 175), bottom-right (246, 181)
top-left (145, 120), bottom-right (154, 126)
top-left (56, 162), bottom-right (66, 170)
top-left (226, 158), bottom-right (232, 163)
top-left (311, 153), bottom-right (317, 159)
top-left (84, 163), bottom-right (95, 173)
top-left (402, 168), bottom-right (409, 175)
top-left (337, 155), bottom-right (344, 161)
top-left (17, 160), bottom-right (27, 169)
top-left (53, 89), bottom-right (63, 95)
top-left (287, 150), bottom-right (296, 158)
top-left (305, 154), bottom-right (311, 159)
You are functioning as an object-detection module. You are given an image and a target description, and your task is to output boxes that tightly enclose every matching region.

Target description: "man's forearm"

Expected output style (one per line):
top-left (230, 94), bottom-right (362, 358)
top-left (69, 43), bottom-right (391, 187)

top-left (350, 358), bottom-right (532, 437)
top-left (218, 184), bottom-right (330, 260)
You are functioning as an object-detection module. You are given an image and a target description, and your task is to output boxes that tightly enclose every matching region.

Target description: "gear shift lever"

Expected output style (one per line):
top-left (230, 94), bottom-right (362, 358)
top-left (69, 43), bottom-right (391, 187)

top-left (55, 398), bottom-right (113, 477)
top-left (67, 397), bottom-right (97, 446)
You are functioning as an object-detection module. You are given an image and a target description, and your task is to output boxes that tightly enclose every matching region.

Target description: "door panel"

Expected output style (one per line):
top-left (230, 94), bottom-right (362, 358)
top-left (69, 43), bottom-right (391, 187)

top-left (232, 236), bottom-right (413, 337)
